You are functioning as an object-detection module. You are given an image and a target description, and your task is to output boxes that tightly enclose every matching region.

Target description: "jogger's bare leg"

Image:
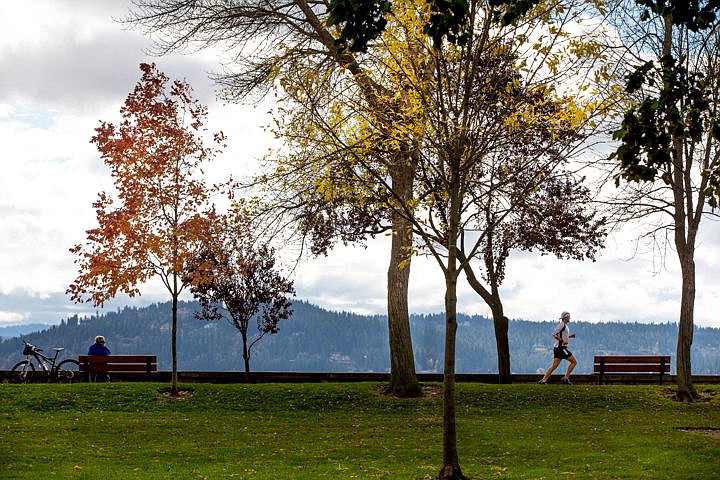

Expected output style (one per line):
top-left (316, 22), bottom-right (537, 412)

top-left (564, 355), bottom-right (577, 379)
top-left (541, 358), bottom-right (562, 382)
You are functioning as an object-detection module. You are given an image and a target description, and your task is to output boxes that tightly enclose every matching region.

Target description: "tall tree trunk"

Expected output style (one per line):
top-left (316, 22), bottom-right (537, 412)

top-left (488, 269), bottom-right (510, 383)
top-left (438, 270), bottom-right (466, 480)
top-left (675, 254), bottom-right (697, 401)
top-left (386, 162), bottom-right (421, 398)
top-left (460, 255), bottom-right (512, 383)
top-left (171, 289), bottom-right (179, 396)
top-left (242, 330), bottom-right (251, 382)
top-left (487, 245), bottom-right (511, 383)
top-left (491, 308), bottom-right (511, 384)
top-left (439, 166), bottom-right (466, 480)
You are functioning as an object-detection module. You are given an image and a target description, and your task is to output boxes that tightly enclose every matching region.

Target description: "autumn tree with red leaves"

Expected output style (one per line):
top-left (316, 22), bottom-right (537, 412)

top-left (68, 63), bottom-right (226, 395)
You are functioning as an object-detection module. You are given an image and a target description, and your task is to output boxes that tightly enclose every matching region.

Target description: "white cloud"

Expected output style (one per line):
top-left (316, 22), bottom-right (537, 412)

top-left (0, 106), bottom-right (108, 295)
top-left (0, 1), bottom-right (225, 115)
top-left (0, 310), bottom-right (30, 326)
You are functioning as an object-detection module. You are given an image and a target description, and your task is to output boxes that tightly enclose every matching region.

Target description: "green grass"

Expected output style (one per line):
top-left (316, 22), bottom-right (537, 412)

top-left (0, 382), bottom-right (718, 479)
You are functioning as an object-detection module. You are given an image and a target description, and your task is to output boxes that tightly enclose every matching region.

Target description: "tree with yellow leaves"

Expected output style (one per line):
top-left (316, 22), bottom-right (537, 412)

top-left (130, 0), bottom-right (425, 398)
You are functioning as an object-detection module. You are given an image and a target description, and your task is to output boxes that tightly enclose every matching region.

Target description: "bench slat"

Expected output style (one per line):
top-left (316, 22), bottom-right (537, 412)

top-left (83, 364), bottom-right (158, 372)
top-left (594, 364), bottom-right (670, 373)
top-left (593, 355), bottom-right (670, 363)
top-left (79, 355), bottom-right (157, 364)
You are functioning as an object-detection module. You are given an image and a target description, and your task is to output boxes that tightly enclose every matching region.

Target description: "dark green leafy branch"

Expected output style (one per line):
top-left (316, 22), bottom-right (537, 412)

top-left (327, 0), bottom-right (542, 52)
top-left (610, 1), bottom-right (720, 206)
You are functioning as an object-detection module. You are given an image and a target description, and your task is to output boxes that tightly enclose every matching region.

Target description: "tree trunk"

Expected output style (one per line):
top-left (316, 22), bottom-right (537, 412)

top-left (386, 164), bottom-right (421, 398)
top-left (491, 308), bottom-right (511, 384)
top-left (460, 256), bottom-right (512, 383)
top-left (438, 272), bottom-right (466, 479)
top-left (438, 165), bottom-right (466, 480)
top-left (670, 184), bottom-right (700, 402)
top-left (171, 290), bottom-right (179, 396)
top-left (242, 330), bottom-right (251, 383)
top-left (675, 252), bottom-right (698, 401)
top-left (487, 273), bottom-right (512, 383)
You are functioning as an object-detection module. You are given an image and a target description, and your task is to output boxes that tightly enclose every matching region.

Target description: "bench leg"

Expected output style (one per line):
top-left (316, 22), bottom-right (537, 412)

top-left (659, 358), bottom-right (666, 385)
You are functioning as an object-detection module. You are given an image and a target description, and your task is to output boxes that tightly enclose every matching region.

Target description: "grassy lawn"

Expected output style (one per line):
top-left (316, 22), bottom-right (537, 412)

top-left (0, 382), bottom-right (718, 479)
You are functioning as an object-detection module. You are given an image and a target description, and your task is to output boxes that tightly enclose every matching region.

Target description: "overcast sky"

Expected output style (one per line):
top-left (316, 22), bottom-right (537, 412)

top-left (1, 1), bottom-right (719, 329)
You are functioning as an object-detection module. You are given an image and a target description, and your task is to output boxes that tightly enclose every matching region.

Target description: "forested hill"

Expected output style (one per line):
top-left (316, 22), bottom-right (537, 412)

top-left (1, 300), bottom-right (719, 374)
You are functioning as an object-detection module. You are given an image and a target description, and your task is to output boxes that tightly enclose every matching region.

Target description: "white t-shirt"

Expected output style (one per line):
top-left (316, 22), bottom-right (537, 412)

top-left (553, 321), bottom-right (570, 346)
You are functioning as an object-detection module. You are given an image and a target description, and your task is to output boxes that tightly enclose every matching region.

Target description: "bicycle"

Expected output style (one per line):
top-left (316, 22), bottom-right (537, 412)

top-left (10, 340), bottom-right (81, 383)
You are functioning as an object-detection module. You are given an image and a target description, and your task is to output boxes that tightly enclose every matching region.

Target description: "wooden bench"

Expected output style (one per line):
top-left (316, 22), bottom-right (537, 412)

top-left (594, 355), bottom-right (671, 385)
top-left (79, 355), bottom-right (157, 382)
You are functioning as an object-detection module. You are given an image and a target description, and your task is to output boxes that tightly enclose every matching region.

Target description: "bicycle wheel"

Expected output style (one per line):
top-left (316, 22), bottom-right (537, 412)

top-left (10, 360), bottom-right (36, 384)
top-left (56, 359), bottom-right (81, 383)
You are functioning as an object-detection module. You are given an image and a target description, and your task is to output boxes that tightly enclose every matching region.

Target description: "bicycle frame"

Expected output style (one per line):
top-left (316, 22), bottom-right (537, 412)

top-left (13, 340), bottom-right (80, 383)
top-left (24, 348), bottom-right (63, 374)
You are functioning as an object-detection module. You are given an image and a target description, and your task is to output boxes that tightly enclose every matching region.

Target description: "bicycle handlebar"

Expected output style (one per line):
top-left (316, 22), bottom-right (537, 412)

top-left (22, 340), bottom-right (42, 353)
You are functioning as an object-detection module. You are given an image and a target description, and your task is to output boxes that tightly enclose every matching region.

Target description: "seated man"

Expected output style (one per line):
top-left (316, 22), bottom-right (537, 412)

top-left (87, 335), bottom-right (111, 381)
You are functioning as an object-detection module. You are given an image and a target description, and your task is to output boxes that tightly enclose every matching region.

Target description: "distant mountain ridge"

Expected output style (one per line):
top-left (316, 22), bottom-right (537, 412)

top-left (0, 324), bottom-right (53, 339)
top-left (1, 300), bottom-right (719, 374)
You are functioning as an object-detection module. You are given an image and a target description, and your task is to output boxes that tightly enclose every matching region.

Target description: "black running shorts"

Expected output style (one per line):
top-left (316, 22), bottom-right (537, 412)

top-left (553, 345), bottom-right (572, 360)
